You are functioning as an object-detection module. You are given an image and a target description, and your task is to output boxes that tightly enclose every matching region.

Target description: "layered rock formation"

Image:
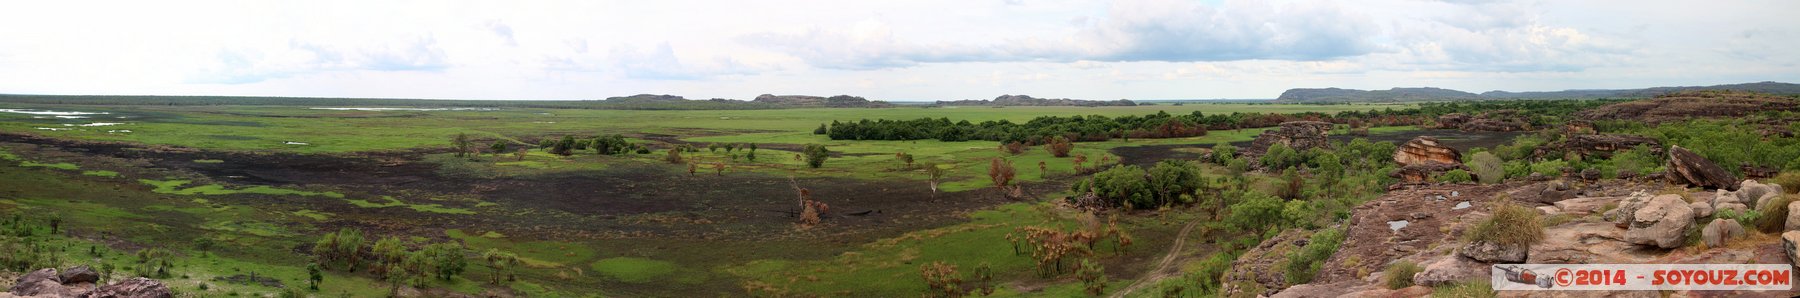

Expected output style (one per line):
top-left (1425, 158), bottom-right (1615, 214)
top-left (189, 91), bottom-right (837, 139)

top-left (752, 94), bottom-right (893, 108)
top-left (1665, 145), bottom-right (1739, 190)
top-left (1390, 136), bottom-right (1466, 183)
top-left (1536, 134), bottom-right (1662, 159)
top-left (1575, 90), bottom-right (1800, 123)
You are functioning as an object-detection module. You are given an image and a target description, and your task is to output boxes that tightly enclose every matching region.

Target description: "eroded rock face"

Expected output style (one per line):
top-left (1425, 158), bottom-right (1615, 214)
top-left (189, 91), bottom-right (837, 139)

top-left (1623, 194), bottom-right (1695, 248)
top-left (1575, 90), bottom-right (1800, 124)
top-left (1702, 218), bottom-right (1746, 247)
top-left (83, 278), bottom-right (171, 298)
top-left (1220, 229), bottom-right (1314, 297)
top-left (1311, 185), bottom-right (1496, 284)
top-left (1245, 121), bottom-right (1332, 158)
top-left (8, 268), bottom-right (66, 297)
top-left (1665, 145), bottom-right (1738, 190)
top-left (1394, 136), bottom-right (1461, 167)
top-left (1460, 241), bottom-right (1527, 263)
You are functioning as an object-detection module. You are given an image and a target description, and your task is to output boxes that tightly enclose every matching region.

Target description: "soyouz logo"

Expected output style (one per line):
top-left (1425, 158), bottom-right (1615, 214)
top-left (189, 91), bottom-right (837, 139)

top-left (1492, 264), bottom-right (1793, 291)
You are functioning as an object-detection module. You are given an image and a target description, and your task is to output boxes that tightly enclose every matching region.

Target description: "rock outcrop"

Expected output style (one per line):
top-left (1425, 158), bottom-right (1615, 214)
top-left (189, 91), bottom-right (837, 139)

top-left (1788, 201), bottom-right (1800, 231)
top-left (1536, 134), bottom-right (1662, 159)
top-left (752, 94), bottom-right (893, 108)
top-left (1244, 121), bottom-right (1332, 159)
top-left (4, 267), bottom-right (170, 298)
top-left (1575, 90), bottom-right (1800, 123)
top-left (1702, 218), bottom-right (1747, 247)
top-left (82, 278), bottom-right (172, 298)
top-left (1665, 145), bottom-right (1738, 190)
top-left (1389, 136), bottom-right (1467, 183)
top-left (1393, 136), bottom-right (1461, 166)
top-left (1725, 180), bottom-right (1787, 210)
top-left (1411, 255), bottom-right (1487, 287)
top-left (933, 94), bottom-right (1136, 107)
top-left (1623, 194), bottom-right (1695, 248)
top-left (1220, 229), bottom-right (1315, 297)
top-left (1311, 184), bottom-right (1496, 284)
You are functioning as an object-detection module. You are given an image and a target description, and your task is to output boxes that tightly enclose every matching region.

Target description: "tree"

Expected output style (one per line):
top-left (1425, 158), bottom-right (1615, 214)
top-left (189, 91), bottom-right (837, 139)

top-left (1280, 167), bottom-right (1303, 200)
top-left (803, 144), bottom-right (830, 168)
top-left (551, 135), bottom-right (577, 156)
top-left (896, 152), bottom-right (915, 168)
top-left (514, 148), bottom-right (527, 161)
top-left (1089, 165), bottom-right (1150, 208)
top-left (422, 242), bottom-right (467, 280)
top-left (371, 237), bottom-right (407, 275)
top-left (452, 133), bottom-right (472, 158)
top-left (1226, 192), bottom-right (1284, 233)
top-left (925, 163), bottom-right (946, 193)
top-left (813, 123), bottom-right (828, 135)
top-left (1077, 258), bottom-right (1106, 296)
top-left (1147, 160), bottom-right (1203, 206)
top-left (482, 248), bottom-right (520, 284)
top-left (1045, 136), bottom-right (1074, 157)
top-left (988, 158), bottom-right (1016, 190)
top-left (1469, 151), bottom-right (1504, 184)
top-left (999, 141), bottom-right (1026, 155)
top-left (1261, 143), bottom-right (1300, 169)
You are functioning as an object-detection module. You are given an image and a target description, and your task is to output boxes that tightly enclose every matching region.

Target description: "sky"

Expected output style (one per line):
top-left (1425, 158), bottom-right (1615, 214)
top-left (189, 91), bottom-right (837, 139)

top-left (0, 0), bottom-right (1796, 101)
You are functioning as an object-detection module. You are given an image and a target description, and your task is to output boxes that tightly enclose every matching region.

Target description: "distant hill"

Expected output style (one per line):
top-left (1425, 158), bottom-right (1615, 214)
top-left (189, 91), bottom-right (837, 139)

top-left (1276, 81), bottom-right (1800, 103)
top-left (752, 94), bottom-right (893, 108)
top-left (936, 94), bottom-right (1137, 107)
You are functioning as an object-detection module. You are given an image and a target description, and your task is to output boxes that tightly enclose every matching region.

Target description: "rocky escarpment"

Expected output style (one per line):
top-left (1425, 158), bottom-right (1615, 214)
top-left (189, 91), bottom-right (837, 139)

top-left (933, 94), bottom-right (1136, 107)
top-left (1242, 121), bottom-right (1332, 161)
top-left (1535, 134), bottom-right (1661, 159)
top-left (1434, 110), bottom-right (1531, 132)
top-left (4, 266), bottom-right (171, 298)
top-left (1574, 90), bottom-right (1800, 123)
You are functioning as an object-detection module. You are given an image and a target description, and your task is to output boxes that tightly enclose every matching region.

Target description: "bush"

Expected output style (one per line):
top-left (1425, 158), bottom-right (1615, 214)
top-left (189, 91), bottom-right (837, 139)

top-left (1464, 201), bottom-right (1543, 246)
top-left (1755, 194), bottom-right (1793, 233)
top-left (1468, 152), bottom-right (1504, 184)
top-left (1529, 159), bottom-right (1567, 177)
top-left (1384, 261), bottom-right (1422, 289)
top-left (1283, 227), bottom-right (1344, 284)
top-left (1773, 172), bottom-right (1800, 194)
top-left (802, 144), bottom-right (830, 168)
top-left (1226, 192), bottom-right (1284, 233)
top-left (1147, 160), bottom-right (1203, 207)
top-left (1435, 169), bottom-right (1473, 183)
top-left (1211, 144), bottom-right (1237, 165)
top-left (1044, 136), bottom-right (1074, 157)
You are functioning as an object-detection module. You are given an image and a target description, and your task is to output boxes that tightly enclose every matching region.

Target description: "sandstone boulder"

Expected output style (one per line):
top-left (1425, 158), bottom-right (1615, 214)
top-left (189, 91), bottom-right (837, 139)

top-left (1734, 180), bottom-right (1785, 210)
top-left (1788, 201), bottom-right (1800, 231)
top-left (1393, 136), bottom-right (1461, 167)
top-left (8, 268), bottom-right (71, 297)
top-left (1623, 194), bottom-right (1694, 248)
top-left (1460, 241), bottom-right (1527, 263)
top-left (1412, 255), bottom-right (1488, 287)
top-left (56, 266), bottom-right (98, 285)
top-left (84, 278), bottom-right (171, 298)
top-left (1786, 231), bottom-right (1800, 268)
top-left (1701, 218), bottom-right (1746, 247)
top-left (1665, 145), bottom-right (1737, 190)
top-left (1689, 201), bottom-right (1713, 219)
top-left (1602, 194), bottom-right (1658, 224)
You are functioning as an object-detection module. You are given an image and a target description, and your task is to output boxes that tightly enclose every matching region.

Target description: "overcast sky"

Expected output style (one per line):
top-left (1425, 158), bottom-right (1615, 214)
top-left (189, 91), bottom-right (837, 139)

top-left (1, 0), bottom-right (1796, 101)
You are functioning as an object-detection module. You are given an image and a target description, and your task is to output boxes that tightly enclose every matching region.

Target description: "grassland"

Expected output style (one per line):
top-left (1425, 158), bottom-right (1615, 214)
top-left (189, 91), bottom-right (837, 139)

top-left (0, 102), bottom-right (1419, 297)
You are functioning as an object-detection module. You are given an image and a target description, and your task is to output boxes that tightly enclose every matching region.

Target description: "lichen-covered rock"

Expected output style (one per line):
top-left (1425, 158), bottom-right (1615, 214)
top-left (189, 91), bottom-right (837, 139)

top-left (1701, 218), bottom-right (1746, 247)
top-left (1665, 145), bottom-right (1738, 190)
top-left (1460, 241), bottom-right (1527, 263)
top-left (1624, 194), bottom-right (1695, 248)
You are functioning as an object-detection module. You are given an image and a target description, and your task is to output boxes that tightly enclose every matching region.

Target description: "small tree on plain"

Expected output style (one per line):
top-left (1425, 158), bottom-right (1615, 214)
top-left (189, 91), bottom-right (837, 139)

top-left (924, 163), bottom-right (946, 193)
top-left (665, 148), bottom-right (684, 164)
top-left (988, 158), bottom-right (1016, 190)
top-left (452, 133), bottom-right (472, 158)
top-left (490, 140), bottom-right (508, 156)
top-left (803, 144), bottom-right (830, 168)
top-left (1044, 136), bottom-right (1074, 157)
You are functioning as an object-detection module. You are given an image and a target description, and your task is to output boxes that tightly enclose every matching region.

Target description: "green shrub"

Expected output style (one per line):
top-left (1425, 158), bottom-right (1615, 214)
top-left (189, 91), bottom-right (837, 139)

top-left (1773, 172), bottom-right (1800, 194)
top-left (1283, 227), bottom-right (1345, 284)
top-left (1435, 169), bottom-right (1473, 183)
top-left (1091, 165), bottom-right (1151, 208)
top-left (1384, 261), bottom-right (1422, 289)
top-left (1468, 152), bottom-right (1504, 184)
top-left (1756, 194), bottom-right (1794, 233)
top-left (1464, 201), bottom-right (1543, 246)
top-left (1529, 159), bottom-right (1567, 177)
